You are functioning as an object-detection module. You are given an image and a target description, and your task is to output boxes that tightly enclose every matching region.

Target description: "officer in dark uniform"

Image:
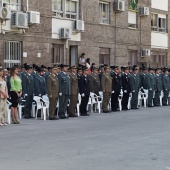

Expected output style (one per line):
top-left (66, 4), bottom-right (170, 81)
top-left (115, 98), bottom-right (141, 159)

top-left (129, 67), bottom-right (140, 109)
top-left (110, 66), bottom-right (121, 112)
top-left (68, 66), bottom-right (79, 117)
top-left (162, 69), bottom-right (170, 106)
top-left (22, 65), bottom-right (34, 119)
top-left (98, 65), bottom-right (105, 91)
top-left (58, 64), bottom-right (70, 119)
top-left (121, 67), bottom-right (131, 111)
top-left (77, 67), bottom-right (83, 93)
top-left (140, 67), bottom-right (148, 90)
top-left (89, 66), bottom-right (100, 96)
top-left (147, 67), bottom-right (155, 107)
top-left (153, 68), bottom-right (162, 106)
top-left (34, 67), bottom-right (47, 97)
top-left (79, 67), bottom-right (90, 116)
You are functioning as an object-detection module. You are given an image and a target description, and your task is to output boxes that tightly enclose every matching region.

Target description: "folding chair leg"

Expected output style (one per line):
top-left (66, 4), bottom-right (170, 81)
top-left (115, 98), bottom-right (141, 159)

top-left (77, 105), bottom-right (80, 116)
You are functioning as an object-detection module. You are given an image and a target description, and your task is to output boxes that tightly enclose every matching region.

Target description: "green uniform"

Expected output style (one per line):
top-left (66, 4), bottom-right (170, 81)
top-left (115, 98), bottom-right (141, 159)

top-left (89, 73), bottom-right (100, 96)
top-left (162, 75), bottom-right (170, 106)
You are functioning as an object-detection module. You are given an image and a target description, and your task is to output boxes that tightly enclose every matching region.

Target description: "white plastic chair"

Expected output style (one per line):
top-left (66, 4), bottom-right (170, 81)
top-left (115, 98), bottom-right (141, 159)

top-left (18, 100), bottom-right (25, 119)
top-left (42, 95), bottom-right (49, 117)
top-left (90, 92), bottom-right (102, 113)
top-left (33, 96), bottom-right (48, 120)
top-left (128, 93), bottom-right (132, 109)
top-left (138, 91), bottom-right (144, 107)
top-left (87, 96), bottom-right (93, 113)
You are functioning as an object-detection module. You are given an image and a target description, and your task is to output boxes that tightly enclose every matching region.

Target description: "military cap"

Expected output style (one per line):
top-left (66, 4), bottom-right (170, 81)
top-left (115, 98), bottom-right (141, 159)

top-left (41, 65), bottom-right (47, 69)
top-left (148, 67), bottom-right (154, 71)
top-left (155, 68), bottom-right (161, 72)
top-left (71, 65), bottom-right (77, 69)
top-left (37, 67), bottom-right (44, 73)
top-left (142, 67), bottom-right (147, 70)
top-left (104, 66), bottom-right (110, 70)
top-left (77, 67), bottom-right (83, 71)
top-left (124, 66), bottom-right (129, 70)
top-left (92, 66), bottom-right (99, 70)
top-left (163, 68), bottom-right (169, 73)
top-left (25, 65), bottom-right (33, 70)
top-left (60, 64), bottom-right (69, 69)
top-left (132, 67), bottom-right (138, 71)
top-left (51, 65), bottom-right (58, 70)
top-left (83, 67), bottom-right (88, 71)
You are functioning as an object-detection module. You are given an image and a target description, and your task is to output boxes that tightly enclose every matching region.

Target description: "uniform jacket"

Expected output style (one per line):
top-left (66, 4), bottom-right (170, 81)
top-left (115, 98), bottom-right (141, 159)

top-left (111, 72), bottom-right (121, 93)
top-left (69, 73), bottom-right (78, 95)
top-left (47, 74), bottom-right (59, 98)
top-left (162, 75), bottom-right (170, 91)
top-left (122, 73), bottom-right (131, 92)
top-left (101, 73), bottom-right (112, 93)
top-left (147, 73), bottom-right (155, 90)
top-left (79, 75), bottom-right (90, 95)
top-left (140, 73), bottom-right (148, 89)
top-left (34, 74), bottom-right (47, 96)
top-left (155, 74), bottom-right (162, 92)
top-left (58, 72), bottom-right (70, 95)
top-left (129, 73), bottom-right (140, 92)
top-left (89, 73), bottom-right (100, 95)
top-left (22, 72), bottom-right (34, 96)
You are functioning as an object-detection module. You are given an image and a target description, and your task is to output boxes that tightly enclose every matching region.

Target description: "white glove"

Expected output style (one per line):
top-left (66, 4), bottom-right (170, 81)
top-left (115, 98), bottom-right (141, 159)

top-left (112, 91), bottom-right (115, 93)
top-left (141, 87), bottom-right (143, 89)
top-left (81, 93), bottom-right (85, 97)
top-left (132, 90), bottom-right (135, 93)
top-left (24, 94), bottom-right (28, 97)
top-left (124, 90), bottom-right (127, 93)
top-left (38, 94), bottom-right (41, 97)
top-left (149, 88), bottom-right (152, 91)
top-left (59, 93), bottom-right (62, 96)
top-left (165, 89), bottom-right (167, 91)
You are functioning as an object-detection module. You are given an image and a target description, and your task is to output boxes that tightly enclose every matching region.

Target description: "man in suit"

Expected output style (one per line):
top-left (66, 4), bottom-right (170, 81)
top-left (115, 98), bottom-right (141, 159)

top-left (162, 69), bottom-right (170, 106)
top-left (47, 66), bottom-right (59, 120)
top-left (34, 67), bottom-right (47, 97)
top-left (68, 66), bottom-right (79, 117)
top-left (121, 67), bottom-right (131, 111)
top-left (101, 66), bottom-right (112, 113)
top-left (58, 64), bottom-right (70, 119)
top-left (22, 65), bottom-right (34, 119)
top-left (89, 66), bottom-right (100, 96)
top-left (129, 67), bottom-right (140, 109)
top-left (110, 66), bottom-right (121, 112)
top-left (147, 67), bottom-right (155, 107)
top-left (153, 68), bottom-right (162, 106)
top-left (79, 67), bottom-right (90, 116)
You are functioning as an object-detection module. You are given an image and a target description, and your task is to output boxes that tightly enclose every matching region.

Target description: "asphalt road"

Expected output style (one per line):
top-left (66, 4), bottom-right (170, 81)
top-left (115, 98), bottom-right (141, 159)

top-left (1, 107), bottom-right (170, 170)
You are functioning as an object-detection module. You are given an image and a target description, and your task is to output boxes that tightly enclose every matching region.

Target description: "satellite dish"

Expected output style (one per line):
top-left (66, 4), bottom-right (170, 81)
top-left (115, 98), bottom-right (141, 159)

top-left (2, 8), bottom-right (8, 18)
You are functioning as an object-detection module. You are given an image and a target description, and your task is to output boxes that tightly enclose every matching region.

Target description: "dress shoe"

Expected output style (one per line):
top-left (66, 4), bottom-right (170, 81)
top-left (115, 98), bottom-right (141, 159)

top-left (148, 105), bottom-right (154, 107)
top-left (69, 115), bottom-right (78, 118)
top-left (81, 113), bottom-right (90, 116)
top-left (131, 108), bottom-right (138, 110)
top-left (24, 116), bottom-right (30, 119)
top-left (103, 111), bottom-right (109, 113)
top-left (49, 117), bottom-right (55, 120)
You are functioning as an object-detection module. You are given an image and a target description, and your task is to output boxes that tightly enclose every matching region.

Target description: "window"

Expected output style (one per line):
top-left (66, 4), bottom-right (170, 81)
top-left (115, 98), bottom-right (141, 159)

top-left (52, 44), bottom-right (64, 65)
top-left (99, 2), bottom-right (109, 24)
top-left (52, 0), bottom-right (78, 19)
top-left (4, 41), bottom-right (22, 68)
top-left (99, 48), bottom-right (110, 65)
top-left (2, 0), bottom-right (20, 11)
top-left (151, 13), bottom-right (167, 33)
top-left (128, 11), bottom-right (137, 28)
top-left (128, 50), bottom-right (137, 66)
top-left (152, 55), bottom-right (167, 67)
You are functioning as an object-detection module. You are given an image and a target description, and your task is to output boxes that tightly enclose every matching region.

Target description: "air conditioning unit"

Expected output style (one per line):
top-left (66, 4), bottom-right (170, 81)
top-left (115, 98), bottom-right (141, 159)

top-left (74, 20), bottom-right (84, 31)
top-left (0, 7), bottom-right (11, 20)
top-left (139, 7), bottom-right (149, 16)
top-left (11, 12), bottom-right (28, 28)
top-left (27, 11), bottom-right (40, 24)
top-left (113, 0), bottom-right (125, 12)
top-left (141, 49), bottom-right (151, 57)
top-left (60, 28), bottom-right (71, 39)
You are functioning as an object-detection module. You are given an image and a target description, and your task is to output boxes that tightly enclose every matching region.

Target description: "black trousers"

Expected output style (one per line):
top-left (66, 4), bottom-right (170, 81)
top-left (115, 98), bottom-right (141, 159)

top-left (122, 92), bottom-right (130, 110)
top-left (111, 92), bottom-right (119, 111)
top-left (80, 95), bottom-right (89, 115)
top-left (24, 95), bottom-right (33, 118)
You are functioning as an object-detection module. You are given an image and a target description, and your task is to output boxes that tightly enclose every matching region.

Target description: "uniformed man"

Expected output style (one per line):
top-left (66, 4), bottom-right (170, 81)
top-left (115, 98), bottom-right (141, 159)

top-left (162, 69), bottom-right (170, 106)
top-left (89, 66), bottom-right (100, 96)
top-left (147, 67), bottom-right (155, 107)
top-left (68, 66), bottom-right (79, 117)
top-left (121, 67), bottom-right (131, 111)
top-left (58, 64), bottom-right (70, 119)
top-left (34, 67), bottom-right (47, 97)
top-left (22, 65), bottom-right (34, 119)
top-left (140, 67), bottom-right (148, 90)
top-left (47, 66), bottom-right (59, 120)
top-left (77, 67), bottom-right (83, 93)
top-left (129, 67), bottom-right (140, 109)
top-left (79, 67), bottom-right (90, 116)
top-left (110, 66), bottom-right (121, 112)
top-left (101, 66), bottom-right (112, 113)
top-left (153, 68), bottom-right (162, 106)
top-left (98, 65), bottom-right (105, 90)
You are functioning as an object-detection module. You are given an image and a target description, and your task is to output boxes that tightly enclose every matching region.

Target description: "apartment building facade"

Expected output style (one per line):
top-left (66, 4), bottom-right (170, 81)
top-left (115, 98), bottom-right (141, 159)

top-left (0, 0), bottom-right (169, 68)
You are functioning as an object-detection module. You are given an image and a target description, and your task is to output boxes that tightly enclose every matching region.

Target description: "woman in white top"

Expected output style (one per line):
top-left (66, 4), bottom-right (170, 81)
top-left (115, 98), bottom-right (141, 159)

top-left (79, 53), bottom-right (86, 66)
